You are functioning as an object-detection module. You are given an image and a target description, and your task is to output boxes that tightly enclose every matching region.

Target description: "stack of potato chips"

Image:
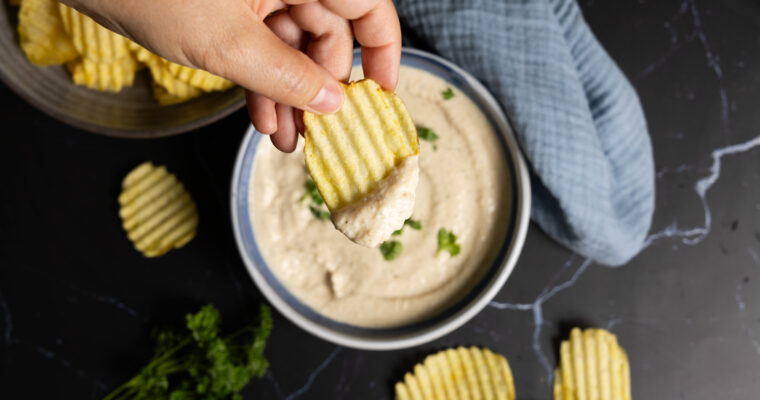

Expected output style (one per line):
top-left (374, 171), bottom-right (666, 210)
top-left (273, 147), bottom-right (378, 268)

top-left (16, 0), bottom-right (233, 104)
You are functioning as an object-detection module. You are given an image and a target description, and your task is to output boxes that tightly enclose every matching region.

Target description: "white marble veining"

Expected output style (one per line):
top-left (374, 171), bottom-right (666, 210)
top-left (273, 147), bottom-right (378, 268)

top-left (266, 347), bottom-right (343, 400)
top-left (491, 258), bottom-right (593, 382)
top-left (488, 131), bottom-right (760, 385)
top-left (646, 135), bottom-right (760, 247)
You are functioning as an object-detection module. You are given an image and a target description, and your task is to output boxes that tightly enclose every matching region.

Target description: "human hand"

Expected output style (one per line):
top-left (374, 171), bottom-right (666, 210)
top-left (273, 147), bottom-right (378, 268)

top-left (59, 0), bottom-right (401, 152)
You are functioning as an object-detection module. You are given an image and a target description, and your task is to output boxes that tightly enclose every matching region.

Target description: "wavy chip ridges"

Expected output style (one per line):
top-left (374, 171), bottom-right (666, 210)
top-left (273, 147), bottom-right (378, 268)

top-left (553, 328), bottom-right (631, 400)
top-left (118, 162), bottom-right (198, 257)
top-left (58, 4), bottom-right (129, 63)
top-left (17, 0), bottom-right (78, 65)
top-left (395, 346), bottom-right (516, 400)
top-left (67, 54), bottom-right (137, 92)
top-left (303, 79), bottom-right (419, 211)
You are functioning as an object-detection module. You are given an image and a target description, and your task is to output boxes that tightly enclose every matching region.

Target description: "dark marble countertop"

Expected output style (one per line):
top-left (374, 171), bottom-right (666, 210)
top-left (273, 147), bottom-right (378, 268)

top-left (2, 0), bottom-right (760, 398)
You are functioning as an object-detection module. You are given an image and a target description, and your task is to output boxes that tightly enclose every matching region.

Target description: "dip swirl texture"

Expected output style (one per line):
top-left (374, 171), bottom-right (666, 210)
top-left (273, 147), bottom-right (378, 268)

top-left (249, 66), bottom-right (511, 328)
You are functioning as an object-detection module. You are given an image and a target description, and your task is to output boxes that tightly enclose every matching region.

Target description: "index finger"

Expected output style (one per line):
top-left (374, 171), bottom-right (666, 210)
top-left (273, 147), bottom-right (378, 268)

top-left (318, 0), bottom-right (401, 90)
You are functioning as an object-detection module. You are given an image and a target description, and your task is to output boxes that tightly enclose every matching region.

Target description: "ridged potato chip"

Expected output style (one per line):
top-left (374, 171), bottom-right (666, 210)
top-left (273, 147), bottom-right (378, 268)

top-left (130, 42), bottom-right (233, 93)
top-left (150, 82), bottom-right (201, 106)
top-left (303, 79), bottom-right (419, 246)
top-left (164, 62), bottom-right (234, 92)
top-left (395, 346), bottom-right (515, 400)
top-left (304, 79), bottom-right (419, 211)
top-left (554, 328), bottom-right (631, 400)
top-left (58, 4), bottom-right (129, 63)
top-left (146, 61), bottom-right (202, 100)
top-left (15, 2), bottom-right (232, 102)
top-left (17, 0), bottom-right (78, 65)
top-left (118, 162), bottom-right (198, 257)
top-left (67, 54), bottom-right (137, 92)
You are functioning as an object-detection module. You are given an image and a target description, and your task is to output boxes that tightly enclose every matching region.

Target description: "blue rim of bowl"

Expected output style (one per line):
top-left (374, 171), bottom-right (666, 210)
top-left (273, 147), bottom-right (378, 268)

top-left (231, 48), bottom-right (531, 350)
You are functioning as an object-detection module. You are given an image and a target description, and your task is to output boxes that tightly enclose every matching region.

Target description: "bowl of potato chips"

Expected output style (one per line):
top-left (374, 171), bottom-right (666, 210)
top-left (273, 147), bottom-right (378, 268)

top-left (0, 0), bottom-right (244, 138)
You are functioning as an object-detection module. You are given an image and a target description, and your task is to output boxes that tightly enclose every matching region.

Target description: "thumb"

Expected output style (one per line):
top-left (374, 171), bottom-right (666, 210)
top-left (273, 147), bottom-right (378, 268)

top-left (198, 13), bottom-right (343, 114)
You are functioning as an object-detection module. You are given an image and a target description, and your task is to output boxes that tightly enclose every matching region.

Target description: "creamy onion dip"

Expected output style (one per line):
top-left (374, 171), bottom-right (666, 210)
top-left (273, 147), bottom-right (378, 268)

top-left (331, 155), bottom-right (419, 248)
top-left (249, 66), bottom-right (511, 328)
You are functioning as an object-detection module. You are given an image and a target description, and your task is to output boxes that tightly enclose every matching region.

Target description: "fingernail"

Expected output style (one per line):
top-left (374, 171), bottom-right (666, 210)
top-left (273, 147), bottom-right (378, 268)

top-left (306, 81), bottom-right (343, 114)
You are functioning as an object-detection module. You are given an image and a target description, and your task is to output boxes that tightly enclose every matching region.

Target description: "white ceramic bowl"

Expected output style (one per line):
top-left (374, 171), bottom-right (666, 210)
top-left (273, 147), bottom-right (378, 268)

top-left (230, 48), bottom-right (531, 350)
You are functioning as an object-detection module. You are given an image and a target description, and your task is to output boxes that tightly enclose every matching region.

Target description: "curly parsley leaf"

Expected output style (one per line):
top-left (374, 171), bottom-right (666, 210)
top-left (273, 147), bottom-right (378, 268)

top-left (442, 87), bottom-right (455, 100)
top-left (436, 228), bottom-right (461, 257)
top-left (102, 304), bottom-right (273, 400)
top-left (380, 240), bottom-right (403, 261)
top-left (186, 304), bottom-right (221, 344)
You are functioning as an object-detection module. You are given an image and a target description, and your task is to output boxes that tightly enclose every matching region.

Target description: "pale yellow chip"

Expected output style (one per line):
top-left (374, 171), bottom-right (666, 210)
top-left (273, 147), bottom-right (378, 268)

top-left (394, 347), bottom-right (515, 400)
top-left (151, 81), bottom-right (202, 106)
top-left (303, 79), bottom-right (419, 211)
top-left (118, 162), bottom-right (198, 257)
top-left (130, 42), bottom-right (233, 94)
top-left (58, 4), bottom-right (129, 63)
top-left (67, 54), bottom-right (137, 92)
top-left (554, 328), bottom-right (631, 400)
top-left (17, 0), bottom-right (78, 65)
top-left (164, 62), bottom-right (234, 91)
top-left (130, 43), bottom-right (201, 100)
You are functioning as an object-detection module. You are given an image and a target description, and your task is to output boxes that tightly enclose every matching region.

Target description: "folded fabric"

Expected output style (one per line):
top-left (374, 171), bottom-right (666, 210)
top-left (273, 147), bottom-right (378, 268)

top-left (395, 0), bottom-right (655, 266)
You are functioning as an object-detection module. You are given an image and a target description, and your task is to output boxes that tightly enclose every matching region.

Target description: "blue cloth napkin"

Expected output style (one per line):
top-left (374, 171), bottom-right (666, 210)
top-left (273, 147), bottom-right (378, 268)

top-left (396, 0), bottom-right (655, 266)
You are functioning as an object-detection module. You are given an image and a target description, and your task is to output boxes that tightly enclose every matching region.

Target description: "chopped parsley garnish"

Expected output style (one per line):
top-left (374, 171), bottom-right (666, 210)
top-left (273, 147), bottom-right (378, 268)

top-left (442, 87), bottom-right (455, 100)
top-left (436, 228), bottom-right (460, 257)
top-left (380, 240), bottom-right (403, 261)
top-left (392, 218), bottom-right (422, 236)
top-left (302, 178), bottom-right (330, 220)
top-left (301, 179), bottom-right (324, 205)
top-left (309, 205), bottom-right (330, 221)
top-left (405, 218), bottom-right (422, 230)
top-left (417, 126), bottom-right (439, 150)
top-left (102, 304), bottom-right (272, 400)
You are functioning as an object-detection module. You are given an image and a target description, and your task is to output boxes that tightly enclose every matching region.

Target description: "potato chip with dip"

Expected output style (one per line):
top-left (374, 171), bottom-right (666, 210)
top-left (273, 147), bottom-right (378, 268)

top-left (303, 79), bottom-right (420, 247)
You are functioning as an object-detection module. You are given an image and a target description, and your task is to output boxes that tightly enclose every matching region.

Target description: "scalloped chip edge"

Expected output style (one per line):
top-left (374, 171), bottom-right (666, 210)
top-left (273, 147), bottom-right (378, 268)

top-left (395, 346), bottom-right (515, 400)
top-left (118, 162), bottom-right (198, 257)
top-left (303, 79), bottom-right (419, 211)
top-left (553, 327), bottom-right (631, 400)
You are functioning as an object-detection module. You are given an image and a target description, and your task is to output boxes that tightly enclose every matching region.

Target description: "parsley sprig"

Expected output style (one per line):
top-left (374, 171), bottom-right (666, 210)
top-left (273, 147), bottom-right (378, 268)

top-left (442, 87), bottom-right (455, 100)
top-left (436, 228), bottom-right (461, 257)
top-left (102, 304), bottom-right (272, 400)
